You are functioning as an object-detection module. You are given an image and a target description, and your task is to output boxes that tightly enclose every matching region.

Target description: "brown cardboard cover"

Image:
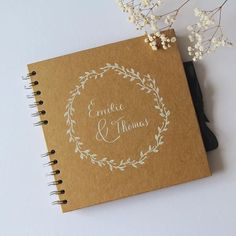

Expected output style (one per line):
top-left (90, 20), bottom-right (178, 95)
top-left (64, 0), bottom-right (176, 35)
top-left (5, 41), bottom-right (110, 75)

top-left (28, 29), bottom-right (211, 212)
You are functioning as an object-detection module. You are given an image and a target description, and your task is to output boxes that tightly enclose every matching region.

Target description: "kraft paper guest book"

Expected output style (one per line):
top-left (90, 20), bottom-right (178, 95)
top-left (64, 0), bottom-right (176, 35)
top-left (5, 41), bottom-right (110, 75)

top-left (26, 29), bottom-right (211, 213)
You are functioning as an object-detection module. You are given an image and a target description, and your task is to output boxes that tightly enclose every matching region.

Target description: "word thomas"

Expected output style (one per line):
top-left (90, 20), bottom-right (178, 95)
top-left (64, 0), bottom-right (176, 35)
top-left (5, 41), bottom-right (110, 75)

top-left (87, 99), bottom-right (149, 144)
top-left (96, 117), bottom-right (149, 143)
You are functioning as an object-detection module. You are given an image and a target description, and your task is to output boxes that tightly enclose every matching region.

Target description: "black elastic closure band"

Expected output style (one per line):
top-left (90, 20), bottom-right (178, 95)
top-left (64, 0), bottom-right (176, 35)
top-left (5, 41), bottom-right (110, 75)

top-left (183, 61), bottom-right (218, 152)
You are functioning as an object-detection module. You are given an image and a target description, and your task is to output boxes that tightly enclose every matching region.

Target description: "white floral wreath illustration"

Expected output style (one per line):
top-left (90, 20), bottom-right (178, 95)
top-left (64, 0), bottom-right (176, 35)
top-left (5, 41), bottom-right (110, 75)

top-left (64, 63), bottom-right (170, 171)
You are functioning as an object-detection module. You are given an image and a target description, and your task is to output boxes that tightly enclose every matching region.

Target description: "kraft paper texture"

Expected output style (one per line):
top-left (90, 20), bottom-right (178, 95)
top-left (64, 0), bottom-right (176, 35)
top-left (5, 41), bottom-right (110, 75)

top-left (28, 29), bottom-right (211, 212)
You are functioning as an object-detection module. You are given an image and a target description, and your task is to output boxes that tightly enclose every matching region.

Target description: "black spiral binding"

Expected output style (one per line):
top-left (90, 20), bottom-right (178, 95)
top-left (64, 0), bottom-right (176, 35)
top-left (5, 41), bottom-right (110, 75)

top-left (23, 70), bottom-right (67, 206)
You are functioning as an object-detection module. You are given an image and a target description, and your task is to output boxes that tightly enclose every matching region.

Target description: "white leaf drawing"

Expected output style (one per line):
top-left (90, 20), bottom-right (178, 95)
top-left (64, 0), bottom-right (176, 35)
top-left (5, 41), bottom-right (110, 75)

top-left (64, 63), bottom-right (170, 171)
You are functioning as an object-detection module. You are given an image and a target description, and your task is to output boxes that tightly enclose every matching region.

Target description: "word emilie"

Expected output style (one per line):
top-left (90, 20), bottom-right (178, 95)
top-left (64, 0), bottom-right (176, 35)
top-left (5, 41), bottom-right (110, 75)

top-left (87, 99), bottom-right (149, 144)
top-left (88, 99), bottom-right (125, 118)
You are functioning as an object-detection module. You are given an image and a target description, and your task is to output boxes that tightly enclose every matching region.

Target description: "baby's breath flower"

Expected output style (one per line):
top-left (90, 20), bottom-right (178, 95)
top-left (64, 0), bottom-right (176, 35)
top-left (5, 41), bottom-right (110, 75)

top-left (117, 0), bottom-right (232, 58)
top-left (187, 1), bottom-right (232, 61)
top-left (171, 37), bottom-right (176, 43)
top-left (117, 0), bottom-right (191, 51)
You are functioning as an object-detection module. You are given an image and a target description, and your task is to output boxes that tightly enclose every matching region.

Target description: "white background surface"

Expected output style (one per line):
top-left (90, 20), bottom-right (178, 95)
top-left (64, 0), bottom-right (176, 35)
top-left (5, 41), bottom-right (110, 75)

top-left (0, 0), bottom-right (236, 235)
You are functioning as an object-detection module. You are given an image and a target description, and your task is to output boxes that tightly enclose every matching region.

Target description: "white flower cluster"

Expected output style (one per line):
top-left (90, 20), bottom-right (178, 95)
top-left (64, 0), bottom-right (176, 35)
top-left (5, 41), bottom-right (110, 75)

top-left (117, 0), bottom-right (177, 51)
top-left (117, 0), bottom-right (232, 58)
top-left (116, 0), bottom-right (163, 31)
top-left (187, 8), bottom-right (232, 61)
top-left (144, 32), bottom-right (176, 50)
top-left (194, 8), bottom-right (214, 28)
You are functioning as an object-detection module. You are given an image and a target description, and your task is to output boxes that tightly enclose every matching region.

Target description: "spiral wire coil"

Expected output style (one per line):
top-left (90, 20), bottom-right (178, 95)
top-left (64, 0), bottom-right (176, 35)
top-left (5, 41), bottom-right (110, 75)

top-left (23, 71), bottom-right (67, 206)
